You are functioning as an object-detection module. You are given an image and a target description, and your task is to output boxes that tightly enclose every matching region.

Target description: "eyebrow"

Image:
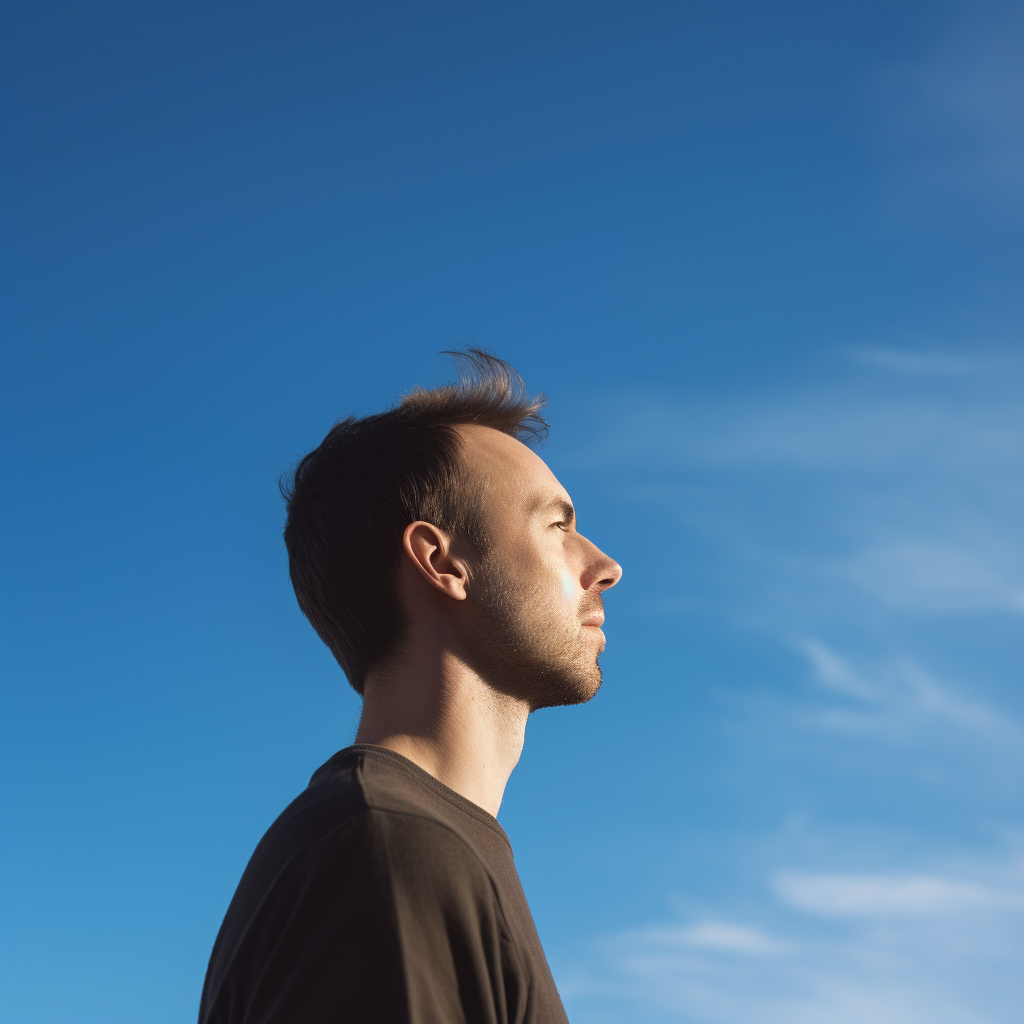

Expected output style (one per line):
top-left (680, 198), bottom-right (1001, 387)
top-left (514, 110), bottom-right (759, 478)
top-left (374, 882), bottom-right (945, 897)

top-left (538, 497), bottom-right (576, 526)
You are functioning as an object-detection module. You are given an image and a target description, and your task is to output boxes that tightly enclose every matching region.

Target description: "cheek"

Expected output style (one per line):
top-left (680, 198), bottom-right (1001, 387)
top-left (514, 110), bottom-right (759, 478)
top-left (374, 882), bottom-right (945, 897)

top-left (559, 568), bottom-right (576, 604)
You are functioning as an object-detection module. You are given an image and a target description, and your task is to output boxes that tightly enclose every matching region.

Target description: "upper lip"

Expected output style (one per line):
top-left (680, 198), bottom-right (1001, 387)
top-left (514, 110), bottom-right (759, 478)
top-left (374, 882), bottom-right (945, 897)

top-left (582, 611), bottom-right (605, 627)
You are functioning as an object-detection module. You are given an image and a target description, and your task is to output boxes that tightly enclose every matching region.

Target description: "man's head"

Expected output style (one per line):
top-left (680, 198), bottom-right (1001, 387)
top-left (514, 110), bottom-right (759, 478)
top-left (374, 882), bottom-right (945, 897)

top-left (282, 350), bottom-right (621, 704)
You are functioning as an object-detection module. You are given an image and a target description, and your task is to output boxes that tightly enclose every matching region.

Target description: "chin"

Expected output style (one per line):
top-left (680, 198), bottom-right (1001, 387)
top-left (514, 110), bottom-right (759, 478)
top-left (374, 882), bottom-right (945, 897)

top-left (529, 665), bottom-right (603, 711)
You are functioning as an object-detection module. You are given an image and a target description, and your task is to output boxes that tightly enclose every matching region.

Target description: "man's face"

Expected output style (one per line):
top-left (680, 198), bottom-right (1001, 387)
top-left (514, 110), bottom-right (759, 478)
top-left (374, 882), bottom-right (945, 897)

top-left (456, 425), bottom-right (622, 710)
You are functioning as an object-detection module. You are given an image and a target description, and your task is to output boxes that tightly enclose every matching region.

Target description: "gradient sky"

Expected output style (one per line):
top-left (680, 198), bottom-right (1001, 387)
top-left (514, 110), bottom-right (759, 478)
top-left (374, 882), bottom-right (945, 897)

top-left (3, 3), bottom-right (1023, 1023)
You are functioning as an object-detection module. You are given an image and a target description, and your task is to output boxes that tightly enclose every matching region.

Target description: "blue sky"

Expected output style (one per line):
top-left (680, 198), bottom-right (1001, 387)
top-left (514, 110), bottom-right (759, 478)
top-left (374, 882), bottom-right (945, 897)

top-left (2, 3), bottom-right (1022, 1022)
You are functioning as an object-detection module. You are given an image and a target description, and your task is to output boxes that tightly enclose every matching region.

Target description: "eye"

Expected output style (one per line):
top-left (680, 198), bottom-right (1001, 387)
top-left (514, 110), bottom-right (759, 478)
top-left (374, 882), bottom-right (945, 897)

top-left (553, 521), bottom-right (569, 531)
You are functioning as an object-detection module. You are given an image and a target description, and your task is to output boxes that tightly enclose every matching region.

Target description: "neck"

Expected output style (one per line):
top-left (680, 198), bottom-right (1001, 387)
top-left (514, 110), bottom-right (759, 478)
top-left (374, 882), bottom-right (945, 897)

top-left (354, 648), bottom-right (529, 818)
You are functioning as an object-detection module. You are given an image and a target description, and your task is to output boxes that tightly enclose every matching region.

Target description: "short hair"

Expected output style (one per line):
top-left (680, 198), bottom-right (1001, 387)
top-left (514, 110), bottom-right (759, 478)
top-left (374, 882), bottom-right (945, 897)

top-left (282, 349), bottom-right (548, 693)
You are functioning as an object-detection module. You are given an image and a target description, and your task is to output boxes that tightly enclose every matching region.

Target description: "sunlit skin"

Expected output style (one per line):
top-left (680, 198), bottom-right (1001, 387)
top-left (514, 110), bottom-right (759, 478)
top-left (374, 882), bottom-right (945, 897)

top-left (356, 424), bottom-right (622, 816)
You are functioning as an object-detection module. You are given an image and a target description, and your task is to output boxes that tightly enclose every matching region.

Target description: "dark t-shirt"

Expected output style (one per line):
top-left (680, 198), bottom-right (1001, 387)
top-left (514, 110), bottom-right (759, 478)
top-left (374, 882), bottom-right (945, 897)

top-left (198, 745), bottom-right (569, 1024)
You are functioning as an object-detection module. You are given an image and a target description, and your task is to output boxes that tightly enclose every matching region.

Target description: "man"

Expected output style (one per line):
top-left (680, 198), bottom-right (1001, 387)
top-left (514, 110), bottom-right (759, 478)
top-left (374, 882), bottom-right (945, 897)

top-left (198, 350), bottom-right (622, 1023)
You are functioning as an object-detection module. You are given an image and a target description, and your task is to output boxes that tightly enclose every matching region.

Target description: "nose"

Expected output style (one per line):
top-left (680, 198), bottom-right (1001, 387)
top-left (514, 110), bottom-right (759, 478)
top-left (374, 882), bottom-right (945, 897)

top-left (582, 539), bottom-right (622, 592)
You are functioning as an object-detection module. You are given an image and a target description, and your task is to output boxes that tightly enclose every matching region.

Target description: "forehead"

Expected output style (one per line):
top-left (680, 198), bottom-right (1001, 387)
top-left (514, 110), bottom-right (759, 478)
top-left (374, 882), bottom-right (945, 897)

top-left (456, 424), bottom-right (566, 506)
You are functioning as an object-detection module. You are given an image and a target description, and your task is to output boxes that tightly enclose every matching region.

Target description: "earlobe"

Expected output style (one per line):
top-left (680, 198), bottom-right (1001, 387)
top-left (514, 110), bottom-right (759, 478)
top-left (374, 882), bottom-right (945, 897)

top-left (402, 521), bottom-right (470, 600)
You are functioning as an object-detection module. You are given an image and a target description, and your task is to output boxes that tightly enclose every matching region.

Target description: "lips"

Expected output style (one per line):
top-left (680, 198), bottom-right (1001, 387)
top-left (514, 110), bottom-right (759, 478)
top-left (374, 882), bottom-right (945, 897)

top-left (580, 595), bottom-right (605, 628)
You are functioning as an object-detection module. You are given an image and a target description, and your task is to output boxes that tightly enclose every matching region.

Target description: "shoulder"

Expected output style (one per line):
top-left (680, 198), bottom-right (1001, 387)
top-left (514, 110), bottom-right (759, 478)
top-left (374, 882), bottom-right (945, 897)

top-left (259, 749), bottom-right (513, 922)
top-left (308, 807), bottom-right (498, 900)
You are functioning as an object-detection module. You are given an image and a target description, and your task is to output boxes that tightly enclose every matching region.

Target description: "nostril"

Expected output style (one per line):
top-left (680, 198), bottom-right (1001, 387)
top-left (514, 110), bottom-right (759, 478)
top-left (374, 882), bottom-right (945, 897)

top-left (604, 565), bottom-right (622, 588)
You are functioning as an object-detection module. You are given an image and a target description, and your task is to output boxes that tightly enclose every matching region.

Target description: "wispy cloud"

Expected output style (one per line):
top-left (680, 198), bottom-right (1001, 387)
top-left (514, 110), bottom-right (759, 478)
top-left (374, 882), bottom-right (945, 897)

top-left (582, 349), bottom-right (1024, 479)
top-left (774, 869), bottom-right (1024, 916)
top-left (837, 540), bottom-right (1024, 615)
top-left (797, 638), bottom-right (878, 701)
top-left (581, 347), bottom-right (1024, 632)
top-left (564, 855), bottom-right (1024, 1024)
top-left (847, 347), bottom-right (980, 377)
top-left (796, 639), bottom-right (1021, 745)
top-left (614, 920), bottom-right (790, 957)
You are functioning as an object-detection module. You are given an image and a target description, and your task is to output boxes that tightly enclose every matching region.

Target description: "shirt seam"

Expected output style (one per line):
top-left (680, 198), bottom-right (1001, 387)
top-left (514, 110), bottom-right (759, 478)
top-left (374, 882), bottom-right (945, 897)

top-left (320, 745), bottom-right (514, 852)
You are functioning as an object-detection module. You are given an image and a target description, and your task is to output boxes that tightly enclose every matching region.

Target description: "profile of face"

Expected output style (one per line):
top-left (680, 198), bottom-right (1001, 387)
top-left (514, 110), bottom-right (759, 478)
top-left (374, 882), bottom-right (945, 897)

top-left (457, 425), bottom-right (622, 710)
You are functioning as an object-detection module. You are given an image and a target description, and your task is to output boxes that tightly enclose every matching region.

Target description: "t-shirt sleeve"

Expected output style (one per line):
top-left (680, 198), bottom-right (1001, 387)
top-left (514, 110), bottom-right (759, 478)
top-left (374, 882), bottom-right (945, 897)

top-left (226, 809), bottom-right (527, 1024)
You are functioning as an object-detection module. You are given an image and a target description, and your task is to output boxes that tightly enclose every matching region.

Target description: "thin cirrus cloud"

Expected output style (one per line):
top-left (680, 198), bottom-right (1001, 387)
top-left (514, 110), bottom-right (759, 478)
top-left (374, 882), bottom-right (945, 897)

top-left (774, 869), bottom-right (1024, 917)
top-left (565, 856), bottom-right (1024, 1024)
top-left (837, 540), bottom-right (1024, 616)
top-left (610, 921), bottom-right (790, 957)
top-left (846, 346), bottom-right (981, 377)
top-left (584, 345), bottom-right (1024, 629)
top-left (796, 638), bottom-right (1021, 745)
top-left (584, 347), bottom-right (1023, 480)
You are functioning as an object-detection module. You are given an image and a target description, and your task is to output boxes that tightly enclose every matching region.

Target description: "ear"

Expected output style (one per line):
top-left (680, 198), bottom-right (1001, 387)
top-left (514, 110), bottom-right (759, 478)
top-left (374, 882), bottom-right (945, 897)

top-left (401, 521), bottom-right (470, 601)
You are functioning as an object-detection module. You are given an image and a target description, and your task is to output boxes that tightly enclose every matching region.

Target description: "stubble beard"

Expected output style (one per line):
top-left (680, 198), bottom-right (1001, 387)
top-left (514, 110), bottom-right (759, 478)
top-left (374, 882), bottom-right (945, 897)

top-left (467, 558), bottom-right (605, 711)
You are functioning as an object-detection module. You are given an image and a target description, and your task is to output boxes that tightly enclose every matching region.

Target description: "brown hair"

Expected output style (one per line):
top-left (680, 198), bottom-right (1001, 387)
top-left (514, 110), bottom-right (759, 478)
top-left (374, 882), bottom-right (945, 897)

top-left (282, 349), bottom-right (548, 692)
